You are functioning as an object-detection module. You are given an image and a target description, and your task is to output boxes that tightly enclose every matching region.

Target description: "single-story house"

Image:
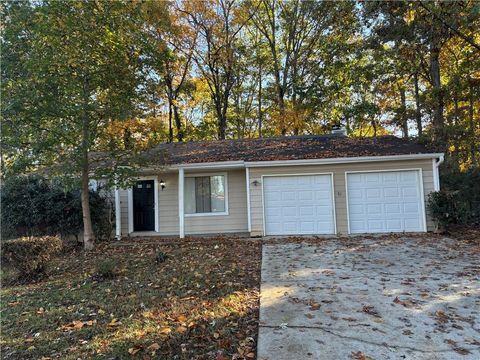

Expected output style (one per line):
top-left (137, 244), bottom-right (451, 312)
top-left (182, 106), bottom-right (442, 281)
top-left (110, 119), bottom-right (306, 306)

top-left (111, 134), bottom-right (444, 239)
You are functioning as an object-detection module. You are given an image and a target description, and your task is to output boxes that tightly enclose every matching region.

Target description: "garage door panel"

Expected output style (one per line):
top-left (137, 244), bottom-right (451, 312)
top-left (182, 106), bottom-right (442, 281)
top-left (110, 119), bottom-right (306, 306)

top-left (405, 218), bottom-right (421, 229)
top-left (382, 173), bottom-right (397, 182)
top-left (404, 202), bottom-right (420, 214)
top-left (367, 204), bottom-right (382, 215)
top-left (299, 206), bottom-right (314, 216)
top-left (386, 219), bottom-right (402, 230)
top-left (314, 176), bottom-right (331, 185)
top-left (300, 222), bottom-right (315, 232)
top-left (402, 187), bottom-right (419, 198)
top-left (282, 206), bottom-right (297, 217)
top-left (347, 170), bottom-right (424, 234)
top-left (384, 187), bottom-right (400, 198)
top-left (264, 175), bottom-right (335, 235)
top-left (298, 177), bottom-right (312, 185)
top-left (350, 204), bottom-right (364, 215)
top-left (298, 190), bottom-right (313, 200)
top-left (282, 191), bottom-right (296, 201)
top-left (366, 188), bottom-right (381, 199)
top-left (367, 219), bottom-right (383, 231)
top-left (365, 173), bottom-right (380, 183)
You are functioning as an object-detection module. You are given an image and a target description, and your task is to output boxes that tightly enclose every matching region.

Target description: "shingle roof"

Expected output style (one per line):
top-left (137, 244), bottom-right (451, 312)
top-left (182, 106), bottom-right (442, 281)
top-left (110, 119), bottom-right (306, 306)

top-left (140, 135), bottom-right (437, 166)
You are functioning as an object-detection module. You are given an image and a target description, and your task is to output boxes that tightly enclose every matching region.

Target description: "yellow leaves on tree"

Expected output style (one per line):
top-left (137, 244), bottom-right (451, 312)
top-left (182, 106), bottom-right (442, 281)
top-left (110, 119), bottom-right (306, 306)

top-left (100, 117), bottom-right (169, 150)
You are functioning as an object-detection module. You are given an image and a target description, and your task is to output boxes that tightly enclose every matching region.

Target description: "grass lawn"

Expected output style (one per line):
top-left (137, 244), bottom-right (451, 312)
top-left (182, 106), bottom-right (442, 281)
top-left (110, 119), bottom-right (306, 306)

top-left (1, 237), bottom-right (261, 359)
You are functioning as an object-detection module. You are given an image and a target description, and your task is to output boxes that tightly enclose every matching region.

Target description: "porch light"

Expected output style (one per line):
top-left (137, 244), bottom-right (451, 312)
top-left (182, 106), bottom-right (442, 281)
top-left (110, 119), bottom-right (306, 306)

top-left (160, 179), bottom-right (166, 190)
top-left (252, 180), bottom-right (260, 187)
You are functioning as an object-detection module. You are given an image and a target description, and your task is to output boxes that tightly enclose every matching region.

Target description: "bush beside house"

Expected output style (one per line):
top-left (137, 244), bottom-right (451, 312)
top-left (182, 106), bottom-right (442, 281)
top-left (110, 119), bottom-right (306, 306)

top-left (428, 167), bottom-right (480, 230)
top-left (1, 175), bottom-right (113, 241)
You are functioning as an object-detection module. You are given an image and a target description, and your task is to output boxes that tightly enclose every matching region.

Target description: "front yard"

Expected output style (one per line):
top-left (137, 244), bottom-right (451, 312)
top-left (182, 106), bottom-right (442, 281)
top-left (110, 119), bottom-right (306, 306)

top-left (2, 231), bottom-right (479, 359)
top-left (1, 237), bottom-right (261, 359)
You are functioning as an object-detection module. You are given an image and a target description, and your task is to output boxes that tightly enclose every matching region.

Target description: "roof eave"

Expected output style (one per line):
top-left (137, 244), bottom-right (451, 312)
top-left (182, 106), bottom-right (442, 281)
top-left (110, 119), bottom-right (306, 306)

top-left (139, 153), bottom-right (445, 171)
top-left (244, 153), bottom-right (445, 168)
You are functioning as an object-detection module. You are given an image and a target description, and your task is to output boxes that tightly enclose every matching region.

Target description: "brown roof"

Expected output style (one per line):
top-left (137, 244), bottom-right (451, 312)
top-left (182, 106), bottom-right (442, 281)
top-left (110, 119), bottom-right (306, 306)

top-left (140, 135), bottom-right (437, 166)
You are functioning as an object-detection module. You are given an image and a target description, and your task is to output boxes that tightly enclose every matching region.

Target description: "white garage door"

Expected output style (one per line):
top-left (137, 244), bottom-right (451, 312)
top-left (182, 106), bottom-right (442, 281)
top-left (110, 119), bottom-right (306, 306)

top-left (346, 170), bottom-right (425, 234)
top-left (263, 174), bottom-right (335, 235)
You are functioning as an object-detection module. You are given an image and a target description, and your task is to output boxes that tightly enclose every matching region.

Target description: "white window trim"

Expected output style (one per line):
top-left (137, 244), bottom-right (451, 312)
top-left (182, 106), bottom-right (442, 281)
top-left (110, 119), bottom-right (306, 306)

top-left (261, 172), bottom-right (337, 236)
top-left (344, 168), bottom-right (427, 235)
top-left (128, 176), bottom-right (159, 234)
top-left (184, 172), bottom-right (229, 217)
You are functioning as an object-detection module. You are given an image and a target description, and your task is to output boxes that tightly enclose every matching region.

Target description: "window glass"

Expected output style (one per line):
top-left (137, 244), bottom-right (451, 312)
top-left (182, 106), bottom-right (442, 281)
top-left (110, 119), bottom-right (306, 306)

top-left (211, 175), bottom-right (225, 212)
top-left (185, 177), bottom-right (196, 214)
top-left (184, 175), bottom-right (226, 214)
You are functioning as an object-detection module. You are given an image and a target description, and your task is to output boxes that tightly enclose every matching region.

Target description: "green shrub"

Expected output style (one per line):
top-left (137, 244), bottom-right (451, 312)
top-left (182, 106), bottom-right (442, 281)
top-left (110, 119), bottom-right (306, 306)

top-left (428, 167), bottom-right (480, 230)
top-left (1, 236), bottom-right (63, 278)
top-left (96, 259), bottom-right (118, 279)
top-left (1, 175), bottom-right (113, 241)
top-left (428, 191), bottom-right (463, 229)
top-left (155, 251), bottom-right (169, 264)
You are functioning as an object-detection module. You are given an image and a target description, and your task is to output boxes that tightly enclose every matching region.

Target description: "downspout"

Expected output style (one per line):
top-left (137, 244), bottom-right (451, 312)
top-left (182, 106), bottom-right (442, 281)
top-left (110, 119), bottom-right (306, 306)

top-left (433, 155), bottom-right (445, 191)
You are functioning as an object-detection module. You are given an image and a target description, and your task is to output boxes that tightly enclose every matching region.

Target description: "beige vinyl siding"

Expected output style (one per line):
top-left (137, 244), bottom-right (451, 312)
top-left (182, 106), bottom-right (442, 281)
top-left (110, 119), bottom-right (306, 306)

top-left (248, 159), bottom-right (435, 236)
top-left (118, 169), bottom-right (248, 236)
top-left (119, 189), bottom-right (129, 235)
top-left (184, 169), bottom-right (248, 234)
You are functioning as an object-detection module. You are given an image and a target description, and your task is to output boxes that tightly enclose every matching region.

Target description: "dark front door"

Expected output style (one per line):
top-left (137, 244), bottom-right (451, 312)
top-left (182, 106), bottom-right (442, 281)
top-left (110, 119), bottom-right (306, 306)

top-left (133, 180), bottom-right (155, 231)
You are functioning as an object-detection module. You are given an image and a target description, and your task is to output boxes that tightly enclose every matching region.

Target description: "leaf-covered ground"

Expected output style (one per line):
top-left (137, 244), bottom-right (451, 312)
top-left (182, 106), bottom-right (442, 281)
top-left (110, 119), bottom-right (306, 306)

top-left (258, 233), bottom-right (480, 360)
top-left (1, 237), bottom-right (261, 359)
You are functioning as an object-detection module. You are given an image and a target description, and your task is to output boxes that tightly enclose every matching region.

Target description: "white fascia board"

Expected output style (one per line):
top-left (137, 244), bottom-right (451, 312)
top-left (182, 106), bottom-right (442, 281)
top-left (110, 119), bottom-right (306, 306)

top-left (168, 161), bottom-right (245, 170)
top-left (245, 153), bottom-right (445, 168)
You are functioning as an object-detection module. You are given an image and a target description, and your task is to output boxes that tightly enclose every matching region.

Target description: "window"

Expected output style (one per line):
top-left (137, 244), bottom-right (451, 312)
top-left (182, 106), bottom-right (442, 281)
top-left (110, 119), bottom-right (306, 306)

top-left (185, 175), bottom-right (227, 215)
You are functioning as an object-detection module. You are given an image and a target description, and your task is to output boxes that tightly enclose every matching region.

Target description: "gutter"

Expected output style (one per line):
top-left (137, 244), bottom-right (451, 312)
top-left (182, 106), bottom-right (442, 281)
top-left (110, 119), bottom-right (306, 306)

top-left (112, 153), bottom-right (445, 173)
top-left (433, 154), bottom-right (445, 191)
top-left (244, 153), bottom-right (445, 168)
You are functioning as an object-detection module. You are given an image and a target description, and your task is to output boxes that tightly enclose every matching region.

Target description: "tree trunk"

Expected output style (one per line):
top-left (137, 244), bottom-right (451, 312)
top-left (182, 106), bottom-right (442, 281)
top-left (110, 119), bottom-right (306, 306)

top-left (469, 80), bottom-right (477, 165)
top-left (214, 97), bottom-right (227, 140)
top-left (81, 76), bottom-right (95, 251)
top-left (258, 64), bottom-right (263, 138)
top-left (430, 46), bottom-right (444, 144)
top-left (168, 101), bottom-right (173, 143)
top-left (400, 86), bottom-right (408, 138)
top-left (414, 72), bottom-right (422, 136)
top-left (173, 105), bottom-right (183, 142)
top-left (81, 162), bottom-right (94, 251)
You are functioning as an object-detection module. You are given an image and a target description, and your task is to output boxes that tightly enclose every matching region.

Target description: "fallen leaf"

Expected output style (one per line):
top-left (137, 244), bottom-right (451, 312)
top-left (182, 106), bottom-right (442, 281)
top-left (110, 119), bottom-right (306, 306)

top-left (107, 319), bottom-right (122, 328)
top-left (128, 345), bottom-right (142, 355)
top-left (176, 326), bottom-right (188, 334)
top-left (159, 327), bottom-right (171, 335)
top-left (362, 305), bottom-right (381, 318)
top-left (147, 343), bottom-right (160, 352)
top-left (453, 347), bottom-right (470, 355)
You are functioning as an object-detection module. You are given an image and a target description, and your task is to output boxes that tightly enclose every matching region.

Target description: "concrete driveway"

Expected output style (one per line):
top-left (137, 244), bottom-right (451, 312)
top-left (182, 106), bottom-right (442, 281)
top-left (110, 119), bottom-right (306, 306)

top-left (257, 235), bottom-right (480, 360)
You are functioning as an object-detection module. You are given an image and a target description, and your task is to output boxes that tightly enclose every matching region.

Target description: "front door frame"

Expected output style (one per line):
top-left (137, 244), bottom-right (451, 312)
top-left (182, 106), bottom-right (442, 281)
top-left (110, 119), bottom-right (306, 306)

top-left (128, 176), bottom-right (159, 234)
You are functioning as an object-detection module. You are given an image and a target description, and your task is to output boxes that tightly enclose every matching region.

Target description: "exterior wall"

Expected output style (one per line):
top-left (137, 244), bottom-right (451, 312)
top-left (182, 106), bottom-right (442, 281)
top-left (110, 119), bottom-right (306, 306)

top-left (184, 169), bottom-right (248, 234)
top-left (117, 158), bottom-right (436, 237)
top-left (248, 159), bottom-right (435, 236)
top-left (119, 189), bottom-right (129, 235)
top-left (118, 169), bottom-right (248, 236)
